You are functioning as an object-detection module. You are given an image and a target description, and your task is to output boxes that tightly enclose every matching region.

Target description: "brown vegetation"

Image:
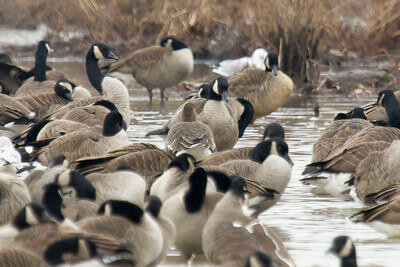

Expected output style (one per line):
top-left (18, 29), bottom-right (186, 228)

top-left (0, 0), bottom-right (399, 80)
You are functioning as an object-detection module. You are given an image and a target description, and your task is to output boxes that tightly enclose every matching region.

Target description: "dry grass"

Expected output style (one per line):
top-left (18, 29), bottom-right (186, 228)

top-left (0, 0), bottom-right (399, 79)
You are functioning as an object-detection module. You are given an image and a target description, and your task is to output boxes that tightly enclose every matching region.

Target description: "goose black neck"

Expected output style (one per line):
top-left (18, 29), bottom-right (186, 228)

top-left (383, 97), bottom-right (400, 128)
top-left (184, 169), bottom-right (207, 213)
top-left (34, 45), bottom-right (48, 82)
top-left (86, 51), bottom-right (104, 94)
top-left (42, 184), bottom-right (65, 221)
top-left (237, 98), bottom-right (254, 138)
top-left (341, 253), bottom-right (357, 267)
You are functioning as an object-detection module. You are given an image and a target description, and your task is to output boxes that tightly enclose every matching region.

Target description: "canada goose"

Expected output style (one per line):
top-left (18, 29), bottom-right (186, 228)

top-left (85, 167), bottom-right (146, 207)
top-left (24, 154), bottom-right (68, 202)
top-left (77, 200), bottom-right (164, 267)
top-left (14, 41), bottom-right (56, 97)
top-left (0, 172), bottom-right (31, 225)
top-left (217, 138), bottom-right (292, 216)
top-left (85, 43), bottom-right (131, 124)
top-left (245, 251), bottom-right (275, 267)
top-left (202, 177), bottom-right (294, 266)
top-left (73, 143), bottom-right (175, 188)
top-left (183, 82), bottom-right (254, 138)
top-left (302, 94), bottom-right (400, 197)
top-left (160, 167), bottom-right (224, 258)
top-left (213, 48), bottom-right (268, 77)
top-left (14, 78), bottom-right (74, 119)
top-left (30, 111), bottom-right (129, 165)
top-left (227, 52), bottom-right (294, 119)
top-left (44, 236), bottom-right (122, 266)
top-left (102, 36), bottom-right (194, 103)
top-left (352, 195), bottom-right (400, 237)
top-left (0, 41), bottom-right (67, 95)
top-left (350, 140), bottom-right (400, 204)
top-left (198, 122), bottom-right (285, 167)
top-left (166, 102), bottom-right (216, 160)
top-left (328, 236), bottom-right (357, 267)
top-left (150, 153), bottom-right (196, 201)
top-left (146, 195), bottom-right (176, 266)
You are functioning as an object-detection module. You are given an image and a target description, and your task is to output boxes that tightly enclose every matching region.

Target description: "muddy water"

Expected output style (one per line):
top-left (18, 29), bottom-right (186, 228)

top-left (19, 60), bottom-right (400, 266)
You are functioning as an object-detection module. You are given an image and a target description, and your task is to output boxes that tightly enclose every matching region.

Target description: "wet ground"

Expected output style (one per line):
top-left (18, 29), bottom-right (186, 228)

top-left (16, 59), bottom-right (400, 266)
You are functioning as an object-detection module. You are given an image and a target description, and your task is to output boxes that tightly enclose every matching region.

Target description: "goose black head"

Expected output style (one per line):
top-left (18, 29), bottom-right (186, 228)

top-left (54, 79), bottom-right (73, 101)
top-left (13, 202), bottom-right (57, 230)
top-left (44, 236), bottom-right (97, 265)
top-left (168, 153), bottom-right (196, 171)
top-left (88, 43), bottom-right (119, 61)
top-left (0, 53), bottom-right (12, 64)
top-left (184, 167), bottom-right (208, 213)
top-left (160, 37), bottom-right (188, 50)
top-left (245, 251), bottom-right (274, 267)
top-left (206, 171), bottom-right (232, 193)
top-left (38, 40), bottom-right (53, 55)
top-left (48, 154), bottom-right (68, 168)
top-left (265, 52), bottom-right (279, 76)
top-left (209, 76), bottom-right (229, 102)
top-left (55, 170), bottom-right (96, 201)
top-left (251, 138), bottom-right (293, 165)
top-left (98, 200), bottom-right (144, 224)
top-left (328, 236), bottom-right (357, 267)
top-left (334, 113), bottom-right (349, 121)
top-left (263, 122), bottom-right (285, 140)
top-left (377, 90), bottom-right (400, 127)
top-left (42, 183), bottom-right (65, 221)
top-left (351, 107), bottom-right (367, 120)
top-left (229, 176), bottom-right (248, 198)
top-left (198, 83), bottom-right (210, 98)
top-left (102, 111), bottom-right (126, 136)
top-left (146, 195), bottom-right (162, 218)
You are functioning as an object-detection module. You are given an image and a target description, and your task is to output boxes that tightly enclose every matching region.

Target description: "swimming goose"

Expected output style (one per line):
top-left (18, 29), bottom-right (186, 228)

top-left (24, 154), bottom-right (68, 202)
top-left (350, 140), bottom-right (400, 204)
top-left (30, 111), bottom-right (129, 165)
top-left (146, 195), bottom-right (176, 266)
top-left (77, 200), bottom-right (164, 267)
top-left (102, 36), bottom-right (194, 103)
top-left (302, 92), bottom-right (400, 197)
top-left (0, 172), bottom-right (31, 225)
top-left (202, 177), bottom-right (294, 266)
top-left (73, 143), bottom-right (175, 188)
top-left (14, 40), bottom-right (56, 97)
top-left (217, 138), bottom-right (293, 216)
top-left (160, 167), bottom-right (224, 258)
top-left (165, 102), bottom-right (216, 161)
top-left (328, 236), bottom-right (357, 267)
top-left (149, 153), bottom-right (196, 201)
top-left (85, 167), bottom-right (147, 207)
top-left (198, 122), bottom-right (285, 167)
top-left (228, 52), bottom-right (294, 119)
top-left (352, 195), bottom-right (400, 237)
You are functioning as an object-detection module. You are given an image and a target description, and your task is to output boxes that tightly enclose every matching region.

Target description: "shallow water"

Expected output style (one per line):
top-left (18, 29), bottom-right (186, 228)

top-left (18, 60), bottom-right (400, 266)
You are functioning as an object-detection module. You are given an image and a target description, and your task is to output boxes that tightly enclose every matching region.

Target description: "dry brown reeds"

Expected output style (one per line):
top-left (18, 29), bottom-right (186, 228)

top-left (0, 0), bottom-right (399, 80)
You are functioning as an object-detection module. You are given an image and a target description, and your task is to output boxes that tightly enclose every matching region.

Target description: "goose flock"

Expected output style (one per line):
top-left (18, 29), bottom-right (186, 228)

top-left (0, 37), bottom-right (395, 266)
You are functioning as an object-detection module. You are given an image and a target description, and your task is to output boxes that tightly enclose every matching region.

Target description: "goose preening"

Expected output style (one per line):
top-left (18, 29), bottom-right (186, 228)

top-left (213, 48), bottom-right (268, 77)
top-left (227, 52), bottom-right (294, 119)
top-left (328, 236), bottom-right (357, 267)
top-left (202, 177), bottom-right (294, 266)
top-left (101, 36), bottom-right (194, 103)
top-left (165, 102), bottom-right (216, 161)
top-left (160, 167), bottom-right (225, 258)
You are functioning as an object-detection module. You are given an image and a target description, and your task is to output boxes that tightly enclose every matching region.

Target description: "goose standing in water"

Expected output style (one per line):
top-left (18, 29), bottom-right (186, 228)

top-left (101, 36), bottom-right (194, 103)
